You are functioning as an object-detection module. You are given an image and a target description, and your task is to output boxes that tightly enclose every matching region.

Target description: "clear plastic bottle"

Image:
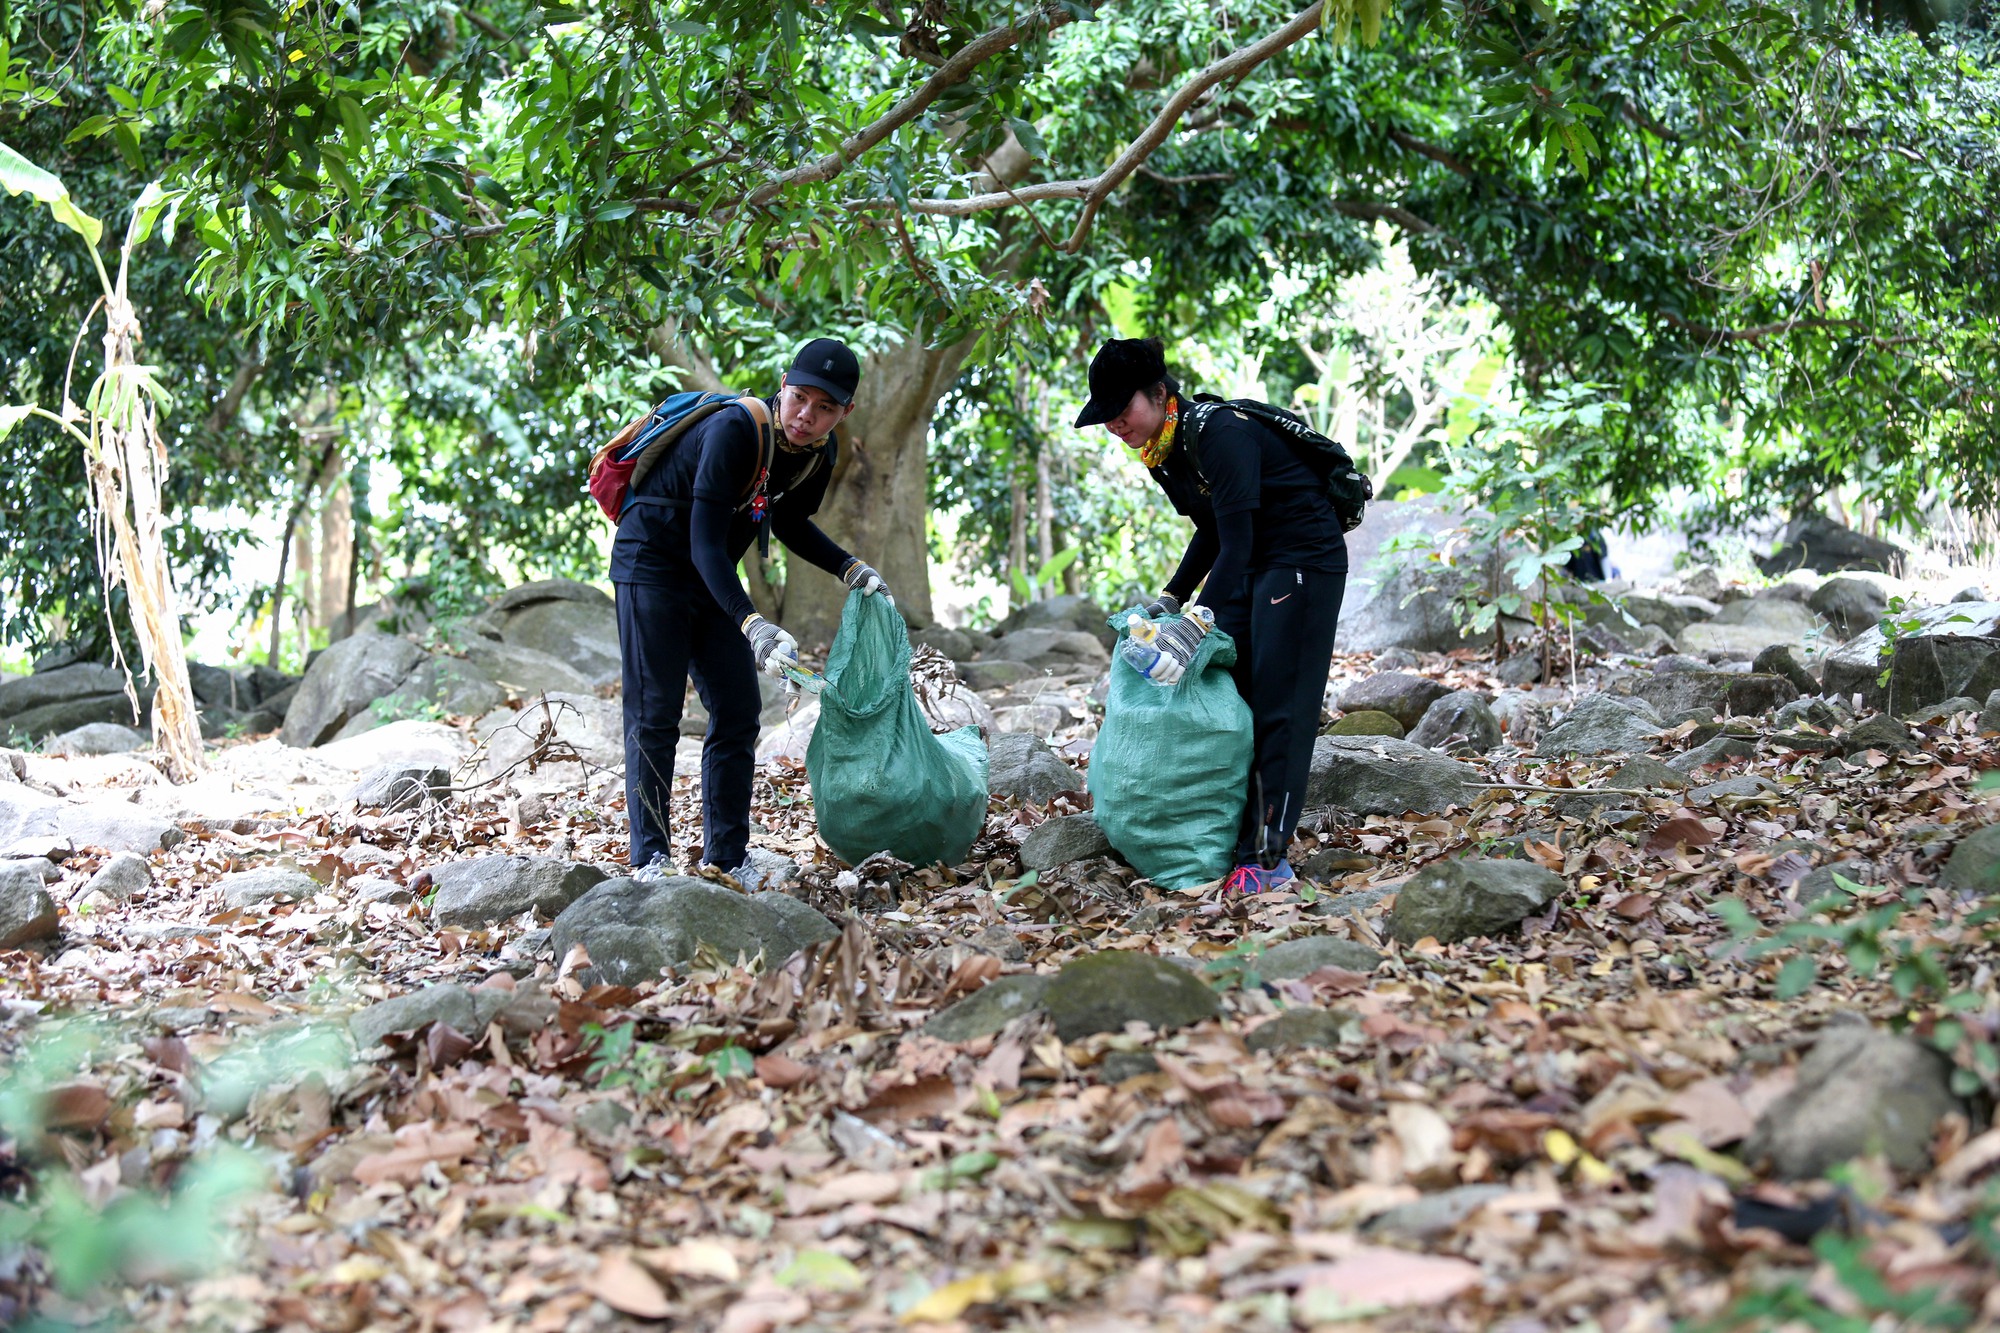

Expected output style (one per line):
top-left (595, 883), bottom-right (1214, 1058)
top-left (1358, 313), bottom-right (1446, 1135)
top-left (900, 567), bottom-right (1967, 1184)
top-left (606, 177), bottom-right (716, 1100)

top-left (1121, 607), bottom-right (1214, 684)
top-left (1121, 613), bottom-right (1164, 679)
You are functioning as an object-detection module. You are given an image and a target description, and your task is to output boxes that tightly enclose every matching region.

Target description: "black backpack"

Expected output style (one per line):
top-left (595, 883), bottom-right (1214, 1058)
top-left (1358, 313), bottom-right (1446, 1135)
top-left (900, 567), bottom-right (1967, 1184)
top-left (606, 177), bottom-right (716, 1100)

top-left (1182, 394), bottom-right (1373, 533)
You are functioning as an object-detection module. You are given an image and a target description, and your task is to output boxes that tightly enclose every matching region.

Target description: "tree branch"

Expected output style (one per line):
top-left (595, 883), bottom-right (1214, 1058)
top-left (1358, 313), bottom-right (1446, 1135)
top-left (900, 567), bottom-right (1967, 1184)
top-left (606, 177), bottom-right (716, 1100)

top-left (745, 4), bottom-right (1072, 208)
top-left (205, 352), bottom-right (264, 433)
top-left (1331, 199), bottom-right (1450, 237)
top-left (1660, 310), bottom-right (1861, 342)
top-left (839, 2), bottom-right (1324, 244)
top-left (1054, 1), bottom-right (1327, 252)
top-left (1137, 165), bottom-right (1237, 185)
top-left (1387, 129), bottom-right (1476, 177)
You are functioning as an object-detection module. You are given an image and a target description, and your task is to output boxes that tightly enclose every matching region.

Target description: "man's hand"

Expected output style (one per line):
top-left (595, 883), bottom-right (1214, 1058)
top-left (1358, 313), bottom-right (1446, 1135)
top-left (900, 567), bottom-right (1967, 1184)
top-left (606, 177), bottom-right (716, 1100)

top-left (842, 558), bottom-right (894, 604)
top-left (742, 614), bottom-right (800, 680)
top-left (1144, 591), bottom-right (1182, 619)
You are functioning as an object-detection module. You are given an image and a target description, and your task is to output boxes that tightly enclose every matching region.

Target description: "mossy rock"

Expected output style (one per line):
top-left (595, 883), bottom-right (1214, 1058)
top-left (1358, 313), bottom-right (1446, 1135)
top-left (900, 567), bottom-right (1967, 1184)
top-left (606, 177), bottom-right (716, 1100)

top-left (1043, 952), bottom-right (1220, 1041)
top-left (1326, 710), bottom-right (1405, 738)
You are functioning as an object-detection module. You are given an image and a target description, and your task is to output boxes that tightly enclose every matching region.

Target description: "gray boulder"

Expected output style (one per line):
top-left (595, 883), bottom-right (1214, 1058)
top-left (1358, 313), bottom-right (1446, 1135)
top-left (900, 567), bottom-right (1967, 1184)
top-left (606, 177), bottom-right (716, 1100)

top-left (489, 582), bottom-right (622, 685)
top-left (1406, 690), bottom-right (1502, 754)
top-left (1306, 736), bottom-right (1476, 814)
top-left (44, 723), bottom-right (149, 756)
top-left (1796, 859), bottom-right (1881, 904)
top-left (992, 703), bottom-right (1066, 736)
top-left (923, 975), bottom-right (1052, 1042)
top-left (549, 876), bottom-right (839, 985)
top-left (981, 629), bottom-right (1110, 670)
top-left (1743, 1026), bottom-right (1960, 1178)
top-left (1020, 812), bottom-right (1112, 871)
top-left (430, 855), bottom-right (607, 927)
top-left (1254, 936), bottom-right (1381, 980)
top-left (1774, 696), bottom-right (1850, 730)
top-left (1939, 825), bottom-right (2000, 898)
top-left (1334, 497), bottom-right (1502, 654)
top-left (1843, 713), bottom-right (1914, 756)
top-left (1981, 689), bottom-right (2000, 735)
top-left (1688, 775), bottom-right (1777, 805)
top-left (910, 624), bottom-right (976, 662)
top-left (346, 764), bottom-right (451, 812)
top-left (961, 660), bottom-right (1036, 692)
top-left (0, 786), bottom-right (61, 849)
top-left (1956, 586), bottom-right (1988, 603)
top-left (1679, 597), bottom-right (1823, 659)
top-left (1885, 634), bottom-right (2000, 719)
top-left (1809, 578), bottom-right (1888, 641)
top-left (1758, 513), bottom-right (1905, 576)
top-left (1821, 602), bottom-right (2000, 706)
top-left (281, 633), bottom-right (427, 748)
top-left (1553, 755), bottom-right (1688, 820)
top-left (476, 691), bottom-right (624, 777)
top-left (1043, 951), bottom-right (1220, 1040)
top-left (458, 640), bottom-right (596, 700)
top-left (1632, 670), bottom-right (1798, 721)
top-left (216, 865), bottom-right (320, 909)
top-left (987, 733), bottom-right (1082, 805)
top-left (1245, 1008), bottom-right (1355, 1053)
top-left (1388, 858), bottom-right (1565, 944)
top-left (1537, 693), bottom-right (1664, 757)
top-left (1336, 672), bottom-right (1451, 732)
top-left (0, 663), bottom-right (147, 744)
top-left (349, 982), bottom-right (512, 1049)
top-left (60, 803), bottom-right (185, 855)
top-left (993, 595), bottom-right (1115, 650)
top-left (1753, 644), bottom-right (1820, 696)
top-left (83, 852), bottom-right (151, 901)
top-left (383, 656), bottom-right (509, 720)
top-left (1669, 734), bottom-right (1759, 773)
top-left (0, 862), bottom-right (58, 948)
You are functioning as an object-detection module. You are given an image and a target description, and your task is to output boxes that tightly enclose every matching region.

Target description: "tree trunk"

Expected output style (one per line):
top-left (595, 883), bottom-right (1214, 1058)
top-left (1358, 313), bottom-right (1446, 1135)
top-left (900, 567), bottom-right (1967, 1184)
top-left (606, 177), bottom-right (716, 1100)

top-left (1007, 463), bottom-right (1028, 613)
top-left (1034, 445), bottom-right (1055, 600)
top-left (313, 446), bottom-right (353, 639)
top-left (769, 330), bottom-right (975, 650)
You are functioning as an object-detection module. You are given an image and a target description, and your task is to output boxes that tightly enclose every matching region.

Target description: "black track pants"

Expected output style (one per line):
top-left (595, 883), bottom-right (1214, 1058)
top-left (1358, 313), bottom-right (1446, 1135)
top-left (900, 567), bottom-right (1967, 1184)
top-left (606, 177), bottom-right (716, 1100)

top-left (615, 581), bottom-right (763, 871)
top-left (1211, 566), bottom-right (1345, 863)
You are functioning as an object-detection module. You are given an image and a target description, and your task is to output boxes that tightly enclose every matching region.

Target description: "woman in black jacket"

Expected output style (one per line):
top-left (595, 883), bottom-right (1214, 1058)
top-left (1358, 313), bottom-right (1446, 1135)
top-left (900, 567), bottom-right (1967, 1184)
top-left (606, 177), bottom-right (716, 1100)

top-left (1075, 337), bottom-right (1348, 893)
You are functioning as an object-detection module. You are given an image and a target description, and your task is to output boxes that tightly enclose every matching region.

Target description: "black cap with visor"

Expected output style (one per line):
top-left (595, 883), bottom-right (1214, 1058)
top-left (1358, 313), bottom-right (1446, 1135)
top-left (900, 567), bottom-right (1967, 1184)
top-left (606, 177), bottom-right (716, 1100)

top-left (1074, 338), bottom-right (1179, 428)
top-left (787, 338), bottom-right (861, 405)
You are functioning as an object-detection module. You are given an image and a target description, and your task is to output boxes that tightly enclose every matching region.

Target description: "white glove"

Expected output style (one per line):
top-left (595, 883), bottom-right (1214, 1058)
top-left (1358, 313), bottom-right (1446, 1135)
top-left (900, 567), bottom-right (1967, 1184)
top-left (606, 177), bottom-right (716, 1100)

top-left (742, 614), bottom-right (799, 681)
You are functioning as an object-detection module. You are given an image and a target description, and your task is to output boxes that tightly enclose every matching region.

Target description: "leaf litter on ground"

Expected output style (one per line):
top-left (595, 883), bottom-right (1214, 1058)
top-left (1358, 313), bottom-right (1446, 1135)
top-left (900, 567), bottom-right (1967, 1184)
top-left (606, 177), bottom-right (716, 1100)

top-left (4, 645), bottom-right (2000, 1330)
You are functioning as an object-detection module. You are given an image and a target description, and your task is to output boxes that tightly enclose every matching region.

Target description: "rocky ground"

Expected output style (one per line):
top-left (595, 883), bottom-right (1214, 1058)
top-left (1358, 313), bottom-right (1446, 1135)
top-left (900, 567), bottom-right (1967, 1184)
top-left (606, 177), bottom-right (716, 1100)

top-left (5, 512), bottom-right (2000, 1330)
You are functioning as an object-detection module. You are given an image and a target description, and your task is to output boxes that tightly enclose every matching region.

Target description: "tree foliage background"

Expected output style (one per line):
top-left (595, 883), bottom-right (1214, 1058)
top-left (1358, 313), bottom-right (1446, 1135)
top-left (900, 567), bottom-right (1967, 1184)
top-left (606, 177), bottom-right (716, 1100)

top-left (3, 0), bottom-right (1997, 655)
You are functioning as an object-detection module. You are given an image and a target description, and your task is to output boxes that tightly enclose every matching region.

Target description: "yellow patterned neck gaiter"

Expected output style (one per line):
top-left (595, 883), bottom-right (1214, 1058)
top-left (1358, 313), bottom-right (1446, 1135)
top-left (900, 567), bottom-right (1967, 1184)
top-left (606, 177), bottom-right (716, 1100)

top-left (1138, 396), bottom-right (1179, 469)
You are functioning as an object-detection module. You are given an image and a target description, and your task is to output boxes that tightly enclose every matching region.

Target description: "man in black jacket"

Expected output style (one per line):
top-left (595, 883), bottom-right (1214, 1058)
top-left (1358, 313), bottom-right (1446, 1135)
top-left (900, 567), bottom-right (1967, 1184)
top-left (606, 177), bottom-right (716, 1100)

top-left (610, 338), bottom-right (891, 875)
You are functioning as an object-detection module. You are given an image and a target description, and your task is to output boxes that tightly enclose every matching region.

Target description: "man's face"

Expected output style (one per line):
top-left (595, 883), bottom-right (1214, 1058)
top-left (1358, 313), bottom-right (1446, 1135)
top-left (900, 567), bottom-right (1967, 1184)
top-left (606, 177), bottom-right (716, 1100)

top-left (1104, 388), bottom-right (1168, 449)
top-left (777, 377), bottom-right (852, 445)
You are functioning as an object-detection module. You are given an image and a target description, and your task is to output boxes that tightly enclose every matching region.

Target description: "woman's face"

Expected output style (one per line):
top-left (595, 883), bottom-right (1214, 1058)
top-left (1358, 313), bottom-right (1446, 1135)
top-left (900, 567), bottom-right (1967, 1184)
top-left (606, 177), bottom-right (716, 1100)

top-left (1103, 388), bottom-right (1168, 449)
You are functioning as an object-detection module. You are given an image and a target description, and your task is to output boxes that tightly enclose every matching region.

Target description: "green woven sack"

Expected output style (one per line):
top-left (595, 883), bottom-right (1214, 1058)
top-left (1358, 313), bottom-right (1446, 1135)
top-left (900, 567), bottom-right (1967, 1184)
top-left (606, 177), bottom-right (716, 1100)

top-left (807, 589), bottom-right (988, 867)
top-left (1088, 608), bottom-right (1252, 889)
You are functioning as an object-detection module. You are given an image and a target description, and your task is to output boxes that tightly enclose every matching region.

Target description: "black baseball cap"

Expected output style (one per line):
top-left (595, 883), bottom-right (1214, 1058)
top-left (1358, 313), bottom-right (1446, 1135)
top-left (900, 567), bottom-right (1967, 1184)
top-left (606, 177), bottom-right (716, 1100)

top-left (1074, 337), bottom-right (1177, 427)
top-left (786, 337), bottom-right (861, 405)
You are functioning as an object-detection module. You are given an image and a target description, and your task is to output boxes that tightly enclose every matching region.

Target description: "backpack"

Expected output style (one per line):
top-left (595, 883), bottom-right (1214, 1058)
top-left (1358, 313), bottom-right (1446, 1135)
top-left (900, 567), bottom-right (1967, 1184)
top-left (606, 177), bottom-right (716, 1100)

top-left (588, 391), bottom-right (783, 525)
top-left (1181, 394), bottom-right (1373, 533)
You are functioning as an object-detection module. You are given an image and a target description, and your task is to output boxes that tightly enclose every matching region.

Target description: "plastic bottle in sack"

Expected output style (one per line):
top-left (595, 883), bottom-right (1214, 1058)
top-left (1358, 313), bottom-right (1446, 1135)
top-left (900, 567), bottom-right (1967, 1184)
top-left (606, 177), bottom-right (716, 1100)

top-left (1121, 607), bottom-right (1214, 684)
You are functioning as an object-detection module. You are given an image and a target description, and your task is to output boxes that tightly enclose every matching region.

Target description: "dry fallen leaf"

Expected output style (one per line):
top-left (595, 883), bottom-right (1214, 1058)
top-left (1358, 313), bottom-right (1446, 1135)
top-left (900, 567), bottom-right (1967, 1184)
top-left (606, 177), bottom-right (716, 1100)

top-left (586, 1251), bottom-right (672, 1319)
